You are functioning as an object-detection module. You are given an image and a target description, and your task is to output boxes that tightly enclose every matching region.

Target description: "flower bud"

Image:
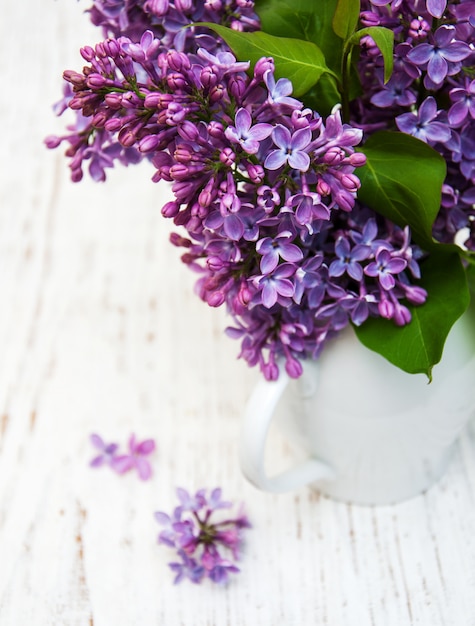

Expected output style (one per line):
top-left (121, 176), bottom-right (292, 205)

top-left (207, 256), bottom-right (225, 272)
top-left (92, 111), bottom-right (109, 128)
top-left (316, 179), bottom-right (331, 196)
top-left (139, 135), bottom-right (160, 153)
top-left (161, 201), bottom-right (180, 218)
top-left (169, 232), bottom-right (191, 247)
top-left (285, 355), bottom-right (303, 378)
top-left (247, 163), bottom-right (264, 183)
top-left (220, 148), bottom-right (235, 167)
top-left (254, 58), bottom-right (274, 81)
top-left (208, 121), bottom-right (224, 138)
top-left (209, 84), bottom-right (226, 103)
top-left (80, 46), bottom-right (96, 62)
top-left (105, 118), bottom-right (123, 132)
top-left (393, 303), bottom-right (411, 326)
top-left (349, 152), bottom-right (367, 167)
top-left (44, 135), bottom-right (62, 149)
top-left (177, 120), bottom-right (200, 142)
top-left (146, 0), bottom-right (169, 16)
top-left (207, 291), bottom-right (226, 307)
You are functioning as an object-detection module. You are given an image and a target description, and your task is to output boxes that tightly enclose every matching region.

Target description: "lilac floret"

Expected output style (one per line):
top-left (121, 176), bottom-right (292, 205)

top-left (407, 26), bottom-right (471, 86)
top-left (224, 108), bottom-right (272, 154)
top-left (396, 97), bottom-right (451, 144)
top-left (264, 125), bottom-right (312, 171)
top-left (89, 433), bottom-right (119, 467)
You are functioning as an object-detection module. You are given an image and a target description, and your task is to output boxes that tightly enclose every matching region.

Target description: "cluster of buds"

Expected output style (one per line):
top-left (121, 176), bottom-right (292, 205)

top-left (155, 487), bottom-right (251, 584)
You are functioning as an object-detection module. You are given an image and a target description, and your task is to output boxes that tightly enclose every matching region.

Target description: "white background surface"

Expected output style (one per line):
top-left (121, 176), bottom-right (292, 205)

top-left (1, 3), bottom-right (475, 624)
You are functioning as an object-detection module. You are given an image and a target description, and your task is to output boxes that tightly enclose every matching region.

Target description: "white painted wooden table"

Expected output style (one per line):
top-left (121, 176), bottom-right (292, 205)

top-left (1, 4), bottom-right (475, 624)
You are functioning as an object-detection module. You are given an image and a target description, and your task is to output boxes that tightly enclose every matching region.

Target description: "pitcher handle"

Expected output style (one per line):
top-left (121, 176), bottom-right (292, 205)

top-left (239, 365), bottom-right (335, 493)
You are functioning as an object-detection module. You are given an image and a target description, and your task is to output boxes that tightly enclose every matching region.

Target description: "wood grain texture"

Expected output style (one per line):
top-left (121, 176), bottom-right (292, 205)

top-left (1, 3), bottom-right (475, 625)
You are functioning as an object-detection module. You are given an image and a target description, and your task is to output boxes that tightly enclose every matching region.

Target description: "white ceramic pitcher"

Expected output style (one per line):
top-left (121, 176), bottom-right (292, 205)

top-left (240, 308), bottom-right (475, 505)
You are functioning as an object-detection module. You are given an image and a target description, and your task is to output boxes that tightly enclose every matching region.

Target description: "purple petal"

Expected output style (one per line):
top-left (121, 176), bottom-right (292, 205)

top-left (335, 237), bottom-right (350, 258)
top-left (273, 263), bottom-right (297, 278)
top-left (224, 214), bottom-right (245, 241)
top-left (264, 150), bottom-right (287, 170)
top-left (379, 273), bottom-right (396, 290)
top-left (424, 122), bottom-right (451, 143)
top-left (136, 439), bottom-right (156, 455)
top-left (154, 511), bottom-right (171, 525)
top-left (273, 77), bottom-right (293, 98)
top-left (204, 212), bottom-right (224, 230)
top-left (427, 0), bottom-right (446, 18)
top-left (248, 123), bottom-right (273, 141)
top-left (224, 127), bottom-right (240, 143)
top-left (418, 96), bottom-right (437, 123)
top-left (290, 127), bottom-right (312, 150)
top-left (90, 433), bottom-right (105, 450)
top-left (351, 300), bottom-right (370, 326)
top-left (90, 455), bottom-right (105, 468)
top-left (395, 112), bottom-right (417, 134)
top-left (329, 260), bottom-right (346, 277)
top-left (111, 455), bottom-right (135, 474)
top-left (295, 198), bottom-right (312, 224)
top-left (442, 42), bottom-right (472, 63)
top-left (280, 243), bottom-right (303, 264)
top-left (271, 125), bottom-right (291, 150)
top-left (407, 44), bottom-right (433, 65)
top-left (241, 138), bottom-right (260, 154)
top-left (262, 282), bottom-right (278, 308)
top-left (235, 108), bottom-right (251, 134)
top-left (128, 433), bottom-right (137, 453)
top-left (385, 258), bottom-right (407, 273)
top-left (275, 278), bottom-right (295, 298)
top-left (288, 151), bottom-right (310, 172)
top-left (351, 245), bottom-right (371, 261)
top-left (434, 25), bottom-right (456, 48)
top-left (135, 458), bottom-right (152, 480)
top-left (448, 101), bottom-right (468, 126)
top-left (427, 54), bottom-right (447, 84)
top-left (260, 249), bottom-right (280, 274)
top-left (347, 264), bottom-right (364, 281)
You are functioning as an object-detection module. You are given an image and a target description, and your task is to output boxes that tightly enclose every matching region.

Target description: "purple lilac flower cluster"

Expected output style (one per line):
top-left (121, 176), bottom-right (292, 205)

top-left (90, 432), bottom-right (156, 479)
top-left (48, 25), bottom-right (427, 379)
top-left (45, 0), bottom-right (258, 182)
top-left (155, 487), bottom-right (251, 584)
top-left (356, 0), bottom-right (475, 249)
top-left (47, 0), bottom-right (436, 379)
top-left (88, 0), bottom-right (259, 46)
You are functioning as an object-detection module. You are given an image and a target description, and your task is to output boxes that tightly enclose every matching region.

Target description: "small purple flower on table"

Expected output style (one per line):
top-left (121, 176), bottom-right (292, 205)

top-left (89, 433), bottom-right (119, 467)
top-left (155, 487), bottom-right (251, 585)
top-left (112, 434), bottom-right (156, 480)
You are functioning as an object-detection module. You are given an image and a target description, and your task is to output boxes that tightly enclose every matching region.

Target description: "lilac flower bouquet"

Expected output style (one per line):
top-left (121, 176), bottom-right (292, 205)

top-left (47, 0), bottom-right (475, 380)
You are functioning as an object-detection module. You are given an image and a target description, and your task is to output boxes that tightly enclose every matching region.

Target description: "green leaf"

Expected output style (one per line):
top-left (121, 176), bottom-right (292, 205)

top-left (348, 26), bottom-right (394, 82)
top-left (332, 0), bottom-right (360, 41)
top-left (357, 131), bottom-right (446, 250)
top-left (255, 0), bottom-right (324, 41)
top-left (254, 0), bottom-right (343, 74)
top-left (354, 253), bottom-right (470, 379)
top-left (198, 24), bottom-right (335, 97)
top-left (467, 258), bottom-right (475, 294)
